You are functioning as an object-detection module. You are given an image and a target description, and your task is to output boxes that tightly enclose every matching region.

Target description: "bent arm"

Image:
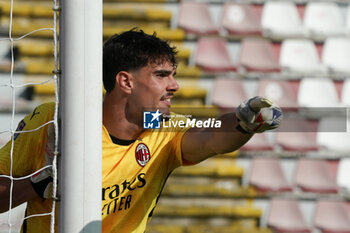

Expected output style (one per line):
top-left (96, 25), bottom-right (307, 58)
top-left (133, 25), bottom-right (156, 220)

top-left (181, 112), bottom-right (253, 164)
top-left (0, 176), bottom-right (38, 213)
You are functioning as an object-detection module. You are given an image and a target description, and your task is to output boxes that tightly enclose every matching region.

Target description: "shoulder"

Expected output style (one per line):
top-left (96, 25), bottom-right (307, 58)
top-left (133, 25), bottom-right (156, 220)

top-left (22, 102), bottom-right (55, 129)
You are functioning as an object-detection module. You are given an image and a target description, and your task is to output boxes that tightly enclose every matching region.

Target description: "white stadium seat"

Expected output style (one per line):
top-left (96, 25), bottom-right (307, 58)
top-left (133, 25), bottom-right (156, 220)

top-left (304, 2), bottom-right (346, 39)
top-left (298, 78), bottom-right (339, 108)
top-left (261, 1), bottom-right (304, 39)
top-left (322, 37), bottom-right (350, 74)
top-left (337, 158), bottom-right (350, 193)
top-left (317, 117), bottom-right (350, 153)
top-left (0, 203), bottom-right (27, 233)
top-left (280, 39), bottom-right (326, 75)
top-left (341, 79), bottom-right (350, 106)
top-left (347, 4), bottom-right (350, 35)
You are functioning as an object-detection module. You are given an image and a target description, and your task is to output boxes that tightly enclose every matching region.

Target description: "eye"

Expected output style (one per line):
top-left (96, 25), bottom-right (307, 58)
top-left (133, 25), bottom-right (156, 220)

top-left (156, 72), bottom-right (168, 78)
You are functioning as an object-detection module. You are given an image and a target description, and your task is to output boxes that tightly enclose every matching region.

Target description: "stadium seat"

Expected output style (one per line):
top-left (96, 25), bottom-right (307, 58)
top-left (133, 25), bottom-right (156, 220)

top-left (276, 119), bottom-right (319, 152)
top-left (337, 158), bottom-right (350, 193)
top-left (314, 200), bottom-right (350, 233)
top-left (241, 133), bottom-right (275, 151)
top-left (295, 158), bottom-right (338, 193)
top-left (178, 2), bottom-right (218, 35)
top-left (317, 117), bottom-right (350, 152)
top-left (238, 38), bottom-right (280, 73)
top-left (186, 225), bottom-right (272, 233)
top-left (172, 62), bottom-right (201, 78)
top-left (298, 77), bottom-right (340, 108)
top-left (261, 1), bottom-right (304, 39)
top-left (0, 203), bottom-right (27, 233)
top-left (211, 78), bottom-right (247, 108)
top-left (103, 26), bottom-right (186, 41)
top-left (174, 157), bottom-right (244, 178)
top-left (163, 176), bottom-right (255, 198)
top-left (4, 18), bottom-right (54, 38)
top-left (16, 40), bottom-right (54, 57)
top-left (347, 4), bottom-right (350, 35)
top-left (322, 37), bottom-right (350, 75)
top-left (280, 39), bottom-right (326, 75)
top-left (267, 198), bottom-right (311, 233)
top-left (103, 4), bottom-right (172, 22)
top-left (0, 2), bottom-right (53, 18)
top-left (303, 2), bottom-right (346, 39)
top-left (154, 201), bottom-right (262, 219)
top-left (221, 3), bottom-right (261, 36)
top-left (341, 79), bottom-right (350, 106)
top-left (195, 38), bottom-right (236, 72)
top-left (257, 79), bottom-right (299, 109)
top-left (249, 157), bottom-right (292, 192)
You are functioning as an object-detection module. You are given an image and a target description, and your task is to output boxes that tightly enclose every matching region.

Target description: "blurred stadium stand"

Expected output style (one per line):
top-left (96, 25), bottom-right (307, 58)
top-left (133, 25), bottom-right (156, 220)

top-left (0, 0), bottom-right (350, 233)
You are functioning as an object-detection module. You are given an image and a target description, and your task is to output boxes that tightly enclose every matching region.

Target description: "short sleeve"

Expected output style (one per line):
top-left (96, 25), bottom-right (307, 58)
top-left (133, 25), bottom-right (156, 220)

top-left (0, 102), bottom-right (55, 177)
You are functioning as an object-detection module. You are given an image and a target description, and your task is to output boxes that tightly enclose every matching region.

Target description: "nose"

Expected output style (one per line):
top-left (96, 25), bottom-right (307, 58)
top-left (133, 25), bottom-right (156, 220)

top-left (167, 75), bottom-right (179, 92)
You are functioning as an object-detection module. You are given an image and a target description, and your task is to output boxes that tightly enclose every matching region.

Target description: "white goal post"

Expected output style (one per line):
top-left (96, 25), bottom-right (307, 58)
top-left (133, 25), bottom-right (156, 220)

top-left (59, 0), bottom-right (103, 232)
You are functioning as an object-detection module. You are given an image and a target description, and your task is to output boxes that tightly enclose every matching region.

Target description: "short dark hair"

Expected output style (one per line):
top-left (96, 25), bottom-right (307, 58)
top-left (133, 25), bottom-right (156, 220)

top-left (103, 28), bottom-right (177, 92)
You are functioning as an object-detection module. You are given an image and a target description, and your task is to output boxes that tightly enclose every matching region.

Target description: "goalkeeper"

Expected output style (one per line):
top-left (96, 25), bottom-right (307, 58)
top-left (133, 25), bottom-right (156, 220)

top-left (0, 28), bottom-right (282, 233)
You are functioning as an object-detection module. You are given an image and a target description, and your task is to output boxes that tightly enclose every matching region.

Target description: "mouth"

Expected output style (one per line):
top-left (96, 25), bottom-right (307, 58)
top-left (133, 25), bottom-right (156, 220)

top-left (160, 94), bottom-right (173, 107)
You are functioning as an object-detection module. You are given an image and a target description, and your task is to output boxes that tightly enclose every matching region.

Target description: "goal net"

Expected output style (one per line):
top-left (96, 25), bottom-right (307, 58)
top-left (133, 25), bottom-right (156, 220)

top-left (0, 0), bottom-right (102, 232)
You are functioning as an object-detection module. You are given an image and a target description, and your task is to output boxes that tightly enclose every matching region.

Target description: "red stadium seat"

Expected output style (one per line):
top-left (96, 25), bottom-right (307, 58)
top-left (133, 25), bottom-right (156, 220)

top-left (295, 159), bottom-right (338, 193)
top-left (195, 38), bottom-right (237, 72)
top-left (178, 2), bottom-right (218, 35)
top-left (211, 78), bottom-right (246, 108)
top-left (314, 200), bottom-right (350, 233)
top-left (268, 198), bottom-right (311, 233)
top-left (239, 38), bottom-right (280, 73)
top-left (276, 118), bottom-right (319, 152)
top-left (221, 3), bottom-right (261, 36)
top-left (257, 79), bottom-right (299, 109)
top-left (249, 157), bottom-right (292, 192)
top-left (241, 133), bottom-right (275, 151)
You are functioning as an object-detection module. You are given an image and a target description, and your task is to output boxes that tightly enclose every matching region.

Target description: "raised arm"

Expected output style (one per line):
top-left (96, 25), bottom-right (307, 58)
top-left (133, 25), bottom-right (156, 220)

top-left (181, 96), bottom-right (282, 163)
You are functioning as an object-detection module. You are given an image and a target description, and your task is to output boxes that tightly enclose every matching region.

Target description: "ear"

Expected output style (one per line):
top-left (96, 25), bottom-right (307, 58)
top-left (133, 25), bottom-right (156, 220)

top-left (115, 71), bottom-right (133, 94)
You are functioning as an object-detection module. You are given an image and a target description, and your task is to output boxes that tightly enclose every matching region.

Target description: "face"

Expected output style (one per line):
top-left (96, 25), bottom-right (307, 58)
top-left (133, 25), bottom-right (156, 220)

top-left (129, 61), bottom-right (179, 116)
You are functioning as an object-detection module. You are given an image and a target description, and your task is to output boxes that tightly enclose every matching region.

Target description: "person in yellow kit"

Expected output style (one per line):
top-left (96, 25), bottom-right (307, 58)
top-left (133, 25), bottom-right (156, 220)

top-left (0, 29), bottom-right (282, 233)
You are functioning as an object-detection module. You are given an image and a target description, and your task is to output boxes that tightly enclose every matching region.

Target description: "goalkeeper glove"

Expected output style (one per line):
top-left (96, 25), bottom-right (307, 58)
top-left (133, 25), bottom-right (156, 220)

top-left (31, 124), bottom-right (55, 199)
top-left (236, 96), bottom-right (282, 134)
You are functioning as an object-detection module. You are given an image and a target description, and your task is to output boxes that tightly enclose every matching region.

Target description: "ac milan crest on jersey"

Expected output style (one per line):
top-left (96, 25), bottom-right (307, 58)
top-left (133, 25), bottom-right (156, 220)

top-left (135, 143), bottom-right (151, 167)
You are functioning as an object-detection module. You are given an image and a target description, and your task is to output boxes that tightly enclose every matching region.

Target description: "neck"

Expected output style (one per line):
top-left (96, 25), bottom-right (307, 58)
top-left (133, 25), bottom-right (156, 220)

top-left (103, 92), bottom-right (143, 140)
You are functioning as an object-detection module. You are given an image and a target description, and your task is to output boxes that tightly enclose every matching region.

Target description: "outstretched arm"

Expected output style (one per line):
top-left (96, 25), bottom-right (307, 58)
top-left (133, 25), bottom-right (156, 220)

top-left (0, 177), bottom-right (37, 213)
top-left (181, 96), bottom-right (282, 163)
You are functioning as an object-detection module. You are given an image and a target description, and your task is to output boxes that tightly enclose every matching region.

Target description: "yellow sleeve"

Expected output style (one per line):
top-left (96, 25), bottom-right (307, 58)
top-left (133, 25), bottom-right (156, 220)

top-left (0, 102), bottom-right (55, 177)
top-left (166, 114), bottom-right (196, 171)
